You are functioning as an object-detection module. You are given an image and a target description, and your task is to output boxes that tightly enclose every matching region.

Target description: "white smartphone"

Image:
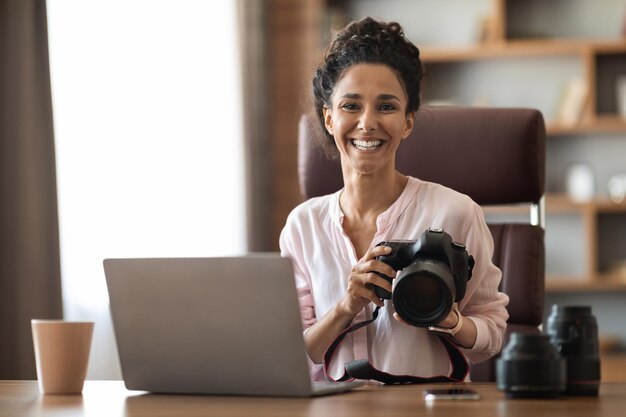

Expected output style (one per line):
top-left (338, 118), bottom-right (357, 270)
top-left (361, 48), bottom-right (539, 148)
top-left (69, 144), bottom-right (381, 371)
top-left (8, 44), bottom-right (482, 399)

top-left (423, 388), bottom-right (481, 401)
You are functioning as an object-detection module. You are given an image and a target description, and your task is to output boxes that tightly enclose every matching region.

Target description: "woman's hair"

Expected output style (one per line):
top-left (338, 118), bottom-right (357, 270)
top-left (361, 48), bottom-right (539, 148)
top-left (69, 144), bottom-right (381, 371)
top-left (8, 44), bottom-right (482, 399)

top-left (311, 17), bottom-right (424, 157)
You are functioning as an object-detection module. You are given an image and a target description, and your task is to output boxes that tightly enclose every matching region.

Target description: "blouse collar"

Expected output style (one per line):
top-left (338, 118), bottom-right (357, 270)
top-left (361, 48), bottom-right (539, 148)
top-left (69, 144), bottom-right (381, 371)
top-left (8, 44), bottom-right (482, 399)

top-left (332, 176), bottom-right (421, 230)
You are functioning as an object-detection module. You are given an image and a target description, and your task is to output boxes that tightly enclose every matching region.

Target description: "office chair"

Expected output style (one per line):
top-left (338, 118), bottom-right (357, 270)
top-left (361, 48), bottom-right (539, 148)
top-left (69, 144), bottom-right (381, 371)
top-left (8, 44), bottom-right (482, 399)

top-left (297, 106), bottom-right (546, 382)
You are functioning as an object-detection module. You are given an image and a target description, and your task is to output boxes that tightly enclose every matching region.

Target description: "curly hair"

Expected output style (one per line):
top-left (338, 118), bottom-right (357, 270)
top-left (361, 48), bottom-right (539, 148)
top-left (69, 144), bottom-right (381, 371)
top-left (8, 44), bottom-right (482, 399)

top-left (311, 17), bottom-right (424, 157)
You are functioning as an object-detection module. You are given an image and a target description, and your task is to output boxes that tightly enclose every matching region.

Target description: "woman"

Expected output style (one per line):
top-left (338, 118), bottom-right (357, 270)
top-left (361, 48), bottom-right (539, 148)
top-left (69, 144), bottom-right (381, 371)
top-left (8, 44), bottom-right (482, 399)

top-left (280, 17), bottom-right (508, 382)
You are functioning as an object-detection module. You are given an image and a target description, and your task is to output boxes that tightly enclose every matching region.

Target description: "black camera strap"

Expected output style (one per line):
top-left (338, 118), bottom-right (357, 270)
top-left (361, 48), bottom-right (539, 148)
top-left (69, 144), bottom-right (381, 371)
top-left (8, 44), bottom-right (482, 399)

top-left (322, 306), bottom-right (469, 384)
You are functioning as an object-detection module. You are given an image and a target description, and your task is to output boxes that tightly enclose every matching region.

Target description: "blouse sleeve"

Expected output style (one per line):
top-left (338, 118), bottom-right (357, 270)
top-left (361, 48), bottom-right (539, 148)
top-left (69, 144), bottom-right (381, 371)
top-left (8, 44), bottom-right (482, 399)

top-left (458, 204), bottom-right (509, 364)
top-left (279, 213), bottom-right (317, 330)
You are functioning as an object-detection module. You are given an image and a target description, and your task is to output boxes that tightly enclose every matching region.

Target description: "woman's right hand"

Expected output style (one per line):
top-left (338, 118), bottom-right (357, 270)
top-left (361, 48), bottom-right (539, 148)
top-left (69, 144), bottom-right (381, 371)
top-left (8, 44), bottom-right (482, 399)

top-left (339, 245), bottom-right (397, 317)
top-left (303, 245), bottom-right (397, 364)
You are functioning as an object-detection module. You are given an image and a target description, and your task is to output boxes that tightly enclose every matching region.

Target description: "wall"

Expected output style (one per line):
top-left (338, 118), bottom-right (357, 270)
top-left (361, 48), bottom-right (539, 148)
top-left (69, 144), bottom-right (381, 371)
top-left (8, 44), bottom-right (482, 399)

top-left (267, 0), bottom-right (324, 249)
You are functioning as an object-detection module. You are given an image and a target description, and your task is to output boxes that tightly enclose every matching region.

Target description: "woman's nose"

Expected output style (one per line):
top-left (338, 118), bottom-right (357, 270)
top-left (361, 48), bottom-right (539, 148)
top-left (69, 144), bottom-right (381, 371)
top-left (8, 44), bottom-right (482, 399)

top-left (357, 107), bottom-right (377, 131)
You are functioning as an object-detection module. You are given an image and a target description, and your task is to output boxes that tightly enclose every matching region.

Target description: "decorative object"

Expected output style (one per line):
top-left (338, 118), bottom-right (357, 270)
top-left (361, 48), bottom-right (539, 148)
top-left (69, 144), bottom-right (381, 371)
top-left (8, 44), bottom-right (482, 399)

top-left (555, 77), bottom-right (588, 127)
top-left (608, 174), bottom-right (626, 204)
top-left (566, 163), bottom-right (595, 202)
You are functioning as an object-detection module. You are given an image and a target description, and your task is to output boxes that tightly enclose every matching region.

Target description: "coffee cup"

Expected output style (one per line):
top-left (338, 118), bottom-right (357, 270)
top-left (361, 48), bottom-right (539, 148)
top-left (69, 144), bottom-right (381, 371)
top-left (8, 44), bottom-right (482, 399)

top-left (31, 320), bottom-right (94, 394)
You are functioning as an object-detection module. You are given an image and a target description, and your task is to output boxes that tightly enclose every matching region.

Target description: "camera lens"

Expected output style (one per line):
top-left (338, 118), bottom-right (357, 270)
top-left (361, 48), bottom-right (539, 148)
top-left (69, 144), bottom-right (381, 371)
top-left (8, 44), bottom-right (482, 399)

top-left (496, 333), bottom-right (566, 399)
top-left (401, 275), bottom-right (441, 313)
top-left (545, 305), bottom-right (601, 396)
top-left (392, 260), bottom-right (454, 327)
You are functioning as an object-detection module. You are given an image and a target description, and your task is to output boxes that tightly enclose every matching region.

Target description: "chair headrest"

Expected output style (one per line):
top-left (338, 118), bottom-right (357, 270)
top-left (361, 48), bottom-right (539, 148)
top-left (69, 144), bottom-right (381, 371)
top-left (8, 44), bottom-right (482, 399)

top-left (298, 106), bottom-right (545, 205)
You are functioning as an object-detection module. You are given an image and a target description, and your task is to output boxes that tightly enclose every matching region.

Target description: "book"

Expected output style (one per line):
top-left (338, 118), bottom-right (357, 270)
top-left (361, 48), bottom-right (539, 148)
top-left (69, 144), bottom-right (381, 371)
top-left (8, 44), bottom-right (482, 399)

top-left (554, 77), bottom-right (588, 127)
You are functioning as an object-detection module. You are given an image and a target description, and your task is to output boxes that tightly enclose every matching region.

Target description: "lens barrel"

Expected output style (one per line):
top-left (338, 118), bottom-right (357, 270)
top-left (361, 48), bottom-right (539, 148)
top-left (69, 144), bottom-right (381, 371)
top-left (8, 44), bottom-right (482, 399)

top-left (545, 305), bottom-right (601, 396)
top-left (392, 260), bottom-right (454, 327)
top-left (374, 230), bottom-right (472, 328)
top-left (496, 333), bottom-right (566, 399)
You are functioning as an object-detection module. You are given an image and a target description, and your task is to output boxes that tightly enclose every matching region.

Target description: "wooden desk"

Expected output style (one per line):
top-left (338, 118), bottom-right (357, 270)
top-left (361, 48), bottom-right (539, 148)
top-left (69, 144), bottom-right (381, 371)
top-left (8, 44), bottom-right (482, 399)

top-left (1, 380), bottom-right (624, 417)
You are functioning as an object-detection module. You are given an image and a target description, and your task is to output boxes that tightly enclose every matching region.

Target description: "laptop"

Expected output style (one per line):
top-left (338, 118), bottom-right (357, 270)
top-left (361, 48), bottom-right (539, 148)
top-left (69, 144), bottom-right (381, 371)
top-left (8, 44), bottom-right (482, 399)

top-left (103, 255), bottom-right (363, 397)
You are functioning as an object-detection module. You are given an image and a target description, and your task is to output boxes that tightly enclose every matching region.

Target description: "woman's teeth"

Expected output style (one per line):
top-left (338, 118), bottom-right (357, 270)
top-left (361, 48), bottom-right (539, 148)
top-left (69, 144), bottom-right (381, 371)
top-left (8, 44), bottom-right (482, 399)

top-left (351, 139), bottom-right (382, 150)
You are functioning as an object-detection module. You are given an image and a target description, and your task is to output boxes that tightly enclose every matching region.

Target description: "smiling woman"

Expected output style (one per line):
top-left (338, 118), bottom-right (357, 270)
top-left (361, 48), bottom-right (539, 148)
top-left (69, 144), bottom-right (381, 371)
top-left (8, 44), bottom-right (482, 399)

top-left (47, 0), bottom-right (245, 378)
top-left (280, 17), bottom-right (509, 383)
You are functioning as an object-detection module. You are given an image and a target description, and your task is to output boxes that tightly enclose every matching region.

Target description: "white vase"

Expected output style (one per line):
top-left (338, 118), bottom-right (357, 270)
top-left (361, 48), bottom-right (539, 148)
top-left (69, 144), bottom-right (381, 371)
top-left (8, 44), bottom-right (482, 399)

top-left (566, 163), bottom-right (594, 202)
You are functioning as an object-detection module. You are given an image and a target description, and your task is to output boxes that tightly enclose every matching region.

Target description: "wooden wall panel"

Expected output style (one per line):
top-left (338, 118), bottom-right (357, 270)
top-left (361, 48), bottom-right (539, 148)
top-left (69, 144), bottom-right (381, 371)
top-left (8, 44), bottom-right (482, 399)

top-left (266, 0), bottom-right (324, 249)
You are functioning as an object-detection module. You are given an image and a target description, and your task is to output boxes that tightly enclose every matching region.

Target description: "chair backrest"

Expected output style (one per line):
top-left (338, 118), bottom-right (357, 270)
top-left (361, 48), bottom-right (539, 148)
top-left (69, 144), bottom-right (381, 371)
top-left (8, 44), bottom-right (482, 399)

top-left (298, 106), bottom-right (546, 381)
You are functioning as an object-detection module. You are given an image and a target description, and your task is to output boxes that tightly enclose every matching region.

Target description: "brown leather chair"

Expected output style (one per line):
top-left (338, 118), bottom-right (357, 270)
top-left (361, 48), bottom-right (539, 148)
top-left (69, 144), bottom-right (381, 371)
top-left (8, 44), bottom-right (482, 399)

top-left (297, 106), bottom-right (546, 382)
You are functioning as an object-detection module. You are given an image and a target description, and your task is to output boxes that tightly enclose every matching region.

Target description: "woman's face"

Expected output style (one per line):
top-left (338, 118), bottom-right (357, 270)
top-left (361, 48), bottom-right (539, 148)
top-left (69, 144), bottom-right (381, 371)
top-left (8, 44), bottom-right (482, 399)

top-left (323, 63), bottom-right (414, 177)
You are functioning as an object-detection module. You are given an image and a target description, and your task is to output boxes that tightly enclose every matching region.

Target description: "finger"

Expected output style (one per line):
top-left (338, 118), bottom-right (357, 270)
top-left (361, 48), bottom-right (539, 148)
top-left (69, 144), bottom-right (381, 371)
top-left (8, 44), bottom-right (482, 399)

top-left (353, 285), bottom-right (384, 307)
top-left (354, 259), bottom-right (396, 278)
top-left (363, 272), bottom-right (393, 292)
top-left (370, 292), bottom-right (385, 307)
top-left (393, 312), bottom-right (408, 325)
top-left (350, 269), bottom-right (392, 294)
top-left (360, 245), bottom-right (392, 262)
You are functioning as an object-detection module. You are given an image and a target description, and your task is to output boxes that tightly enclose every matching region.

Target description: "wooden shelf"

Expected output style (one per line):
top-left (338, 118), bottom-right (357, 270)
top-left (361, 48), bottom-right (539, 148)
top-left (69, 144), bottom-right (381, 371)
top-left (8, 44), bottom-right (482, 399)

top-left (421, 39), bottom-right (626, 63)
top-left (594, 199), bottom-right (626, 213)
top-left (544, 194), bottom-right (626, 212)
top-left (547, 116), bottom-right (626, 136)
top-left (483, 194), bottom-right (626, 214)
top-left (546, 278), bottom-right (626, 293)
top-left (593, 40), bottom-right (626, 54)
top-left (544, 194), bottom-right (592, 212)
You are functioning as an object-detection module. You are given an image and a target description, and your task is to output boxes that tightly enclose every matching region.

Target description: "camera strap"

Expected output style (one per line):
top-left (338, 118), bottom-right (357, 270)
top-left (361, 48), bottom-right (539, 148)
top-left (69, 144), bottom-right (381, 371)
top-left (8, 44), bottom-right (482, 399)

top-left (322, 306), bottom-right (469, 384)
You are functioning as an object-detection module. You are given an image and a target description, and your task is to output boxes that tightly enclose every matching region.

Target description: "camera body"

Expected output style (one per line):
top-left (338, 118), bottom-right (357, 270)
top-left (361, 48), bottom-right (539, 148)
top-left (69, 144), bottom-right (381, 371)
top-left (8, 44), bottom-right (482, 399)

top-left (374, 228), bottom-right (474, 327)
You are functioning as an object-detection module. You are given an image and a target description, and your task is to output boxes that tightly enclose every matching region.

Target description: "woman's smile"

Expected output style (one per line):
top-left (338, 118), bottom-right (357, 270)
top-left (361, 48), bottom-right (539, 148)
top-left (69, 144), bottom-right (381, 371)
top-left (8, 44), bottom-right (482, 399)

top-left (350, 138), bottom-right (384, 151)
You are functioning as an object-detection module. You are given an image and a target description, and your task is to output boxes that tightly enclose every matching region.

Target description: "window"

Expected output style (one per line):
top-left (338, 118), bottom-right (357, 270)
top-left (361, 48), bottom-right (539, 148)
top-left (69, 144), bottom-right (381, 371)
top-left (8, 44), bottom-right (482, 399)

top-left (47, 0), bottom-right (245, 378)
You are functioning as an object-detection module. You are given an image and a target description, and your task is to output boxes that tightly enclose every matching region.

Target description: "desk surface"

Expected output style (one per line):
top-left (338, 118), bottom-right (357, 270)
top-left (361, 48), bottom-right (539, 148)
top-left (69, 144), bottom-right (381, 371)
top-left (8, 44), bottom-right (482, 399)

top-left (1, 380), bottom-right (624, 417)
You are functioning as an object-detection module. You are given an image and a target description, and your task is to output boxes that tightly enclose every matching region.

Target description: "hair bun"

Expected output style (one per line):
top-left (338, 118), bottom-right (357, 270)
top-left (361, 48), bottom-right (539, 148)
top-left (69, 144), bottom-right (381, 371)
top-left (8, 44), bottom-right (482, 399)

top-left (331, 17), bottom-right (407, 54)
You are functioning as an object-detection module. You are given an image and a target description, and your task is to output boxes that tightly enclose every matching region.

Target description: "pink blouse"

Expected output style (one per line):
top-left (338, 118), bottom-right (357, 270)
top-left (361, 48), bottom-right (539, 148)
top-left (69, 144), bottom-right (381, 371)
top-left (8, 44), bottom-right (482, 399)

top-left (279, 176), bottom-right (509, 381)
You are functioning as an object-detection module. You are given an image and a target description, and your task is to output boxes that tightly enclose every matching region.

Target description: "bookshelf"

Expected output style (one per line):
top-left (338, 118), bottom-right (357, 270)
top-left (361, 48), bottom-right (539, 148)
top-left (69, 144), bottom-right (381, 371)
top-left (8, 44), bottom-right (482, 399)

top-left (421, 38), bottom-right (626, 135)
top-left (484, 194), bottom-right (626, 293)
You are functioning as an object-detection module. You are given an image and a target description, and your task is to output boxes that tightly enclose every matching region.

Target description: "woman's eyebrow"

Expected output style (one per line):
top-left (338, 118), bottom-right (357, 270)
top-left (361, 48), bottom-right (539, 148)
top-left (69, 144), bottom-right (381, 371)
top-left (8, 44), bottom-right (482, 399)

top-left (378, 94), bottom-right (400, 101)
top-left (341, 93), bottom-right (362, 99)
top-left (340, 93), bottom-right (401, 101)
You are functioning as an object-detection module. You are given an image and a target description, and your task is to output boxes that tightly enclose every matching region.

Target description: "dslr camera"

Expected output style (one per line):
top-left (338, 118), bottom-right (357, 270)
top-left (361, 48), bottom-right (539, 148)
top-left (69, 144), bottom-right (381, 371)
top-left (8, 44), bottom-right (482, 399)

top-left (374, 228), bottom-right (474, 327)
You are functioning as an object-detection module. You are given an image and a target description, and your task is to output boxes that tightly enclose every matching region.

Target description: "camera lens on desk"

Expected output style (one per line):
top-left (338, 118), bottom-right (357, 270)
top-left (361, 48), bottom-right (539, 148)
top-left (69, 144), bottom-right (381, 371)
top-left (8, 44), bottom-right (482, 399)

top-left (496, 333), bottom-right (566, 399)
top-left (545, 305), bottom-right (601, 396)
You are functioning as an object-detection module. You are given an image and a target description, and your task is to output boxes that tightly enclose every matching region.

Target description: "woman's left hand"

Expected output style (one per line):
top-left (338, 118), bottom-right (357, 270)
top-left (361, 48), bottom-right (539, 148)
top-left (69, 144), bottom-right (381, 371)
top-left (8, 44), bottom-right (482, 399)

top-left (393, 303), bottom-right (476, 348)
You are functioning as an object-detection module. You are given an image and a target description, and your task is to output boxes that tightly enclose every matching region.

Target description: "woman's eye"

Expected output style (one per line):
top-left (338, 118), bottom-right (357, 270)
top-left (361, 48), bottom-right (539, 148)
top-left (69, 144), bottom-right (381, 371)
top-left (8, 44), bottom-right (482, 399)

top-left (340, 103), bottom-right (360, 111)
top-left (379, 103), bottom-right (397, 112)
